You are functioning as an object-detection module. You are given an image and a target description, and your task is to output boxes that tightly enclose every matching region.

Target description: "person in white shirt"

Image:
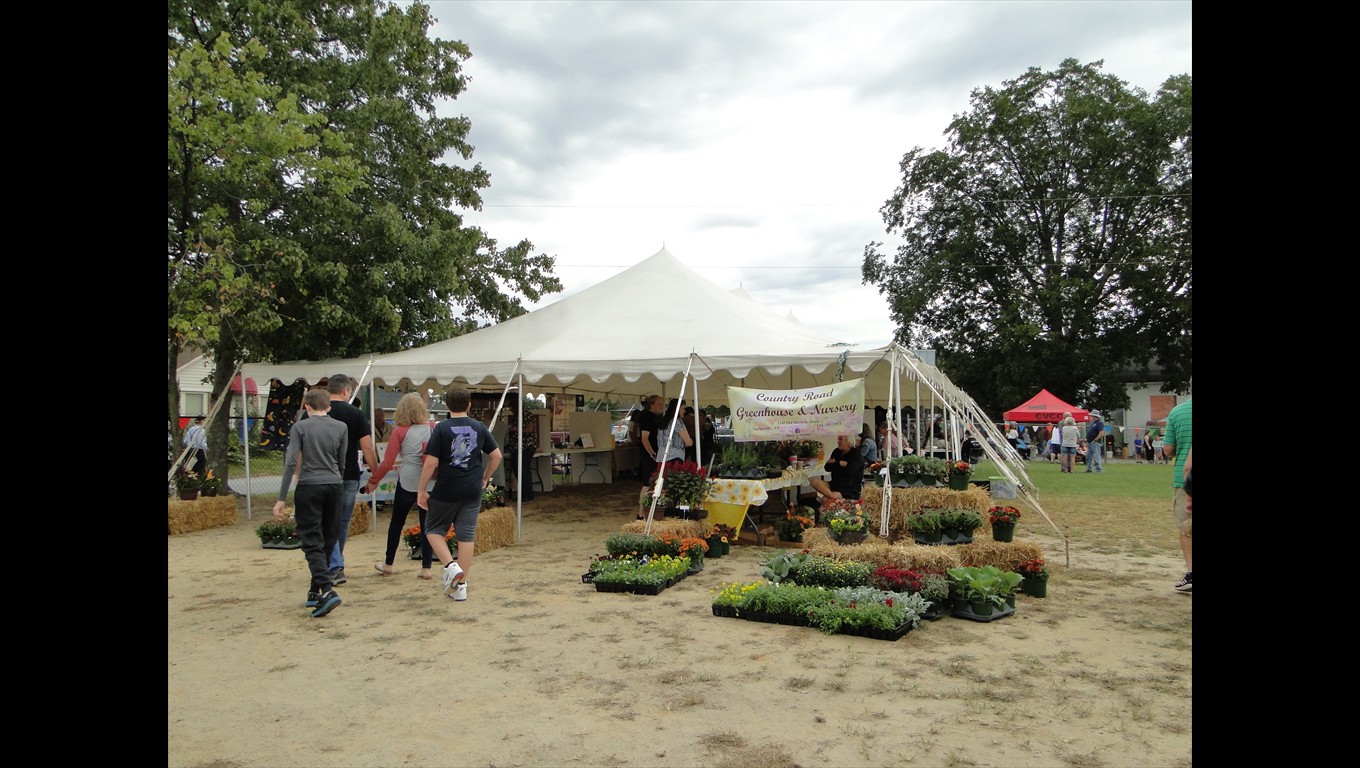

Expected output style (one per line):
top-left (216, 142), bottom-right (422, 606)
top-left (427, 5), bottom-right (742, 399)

top-left (183, 416), bottom-right (208, 475)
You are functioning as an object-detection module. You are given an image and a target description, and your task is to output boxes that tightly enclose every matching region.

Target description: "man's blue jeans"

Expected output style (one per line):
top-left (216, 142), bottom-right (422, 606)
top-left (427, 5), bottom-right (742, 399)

top-left (1088, 442), bottom-right (1104, 473)
top-left (327, 478), bottom-right (360, 572)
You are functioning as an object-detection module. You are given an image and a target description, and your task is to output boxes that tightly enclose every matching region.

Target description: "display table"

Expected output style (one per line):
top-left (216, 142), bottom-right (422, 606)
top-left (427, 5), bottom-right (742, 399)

top-left (531, 446), bottom-right (616, 491)
top-left (706, 466), bottom-right (830, 536)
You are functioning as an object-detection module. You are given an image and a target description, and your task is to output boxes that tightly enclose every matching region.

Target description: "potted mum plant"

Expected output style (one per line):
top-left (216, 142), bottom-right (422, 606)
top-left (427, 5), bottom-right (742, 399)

top-left (774, 509), bottom-right (815, 545)
top-left (823, 499), bottom-right (868, 545)
top-left (1015, 557), bottom-right (1050, 598)
top-left (706, 523), bottom-right (737, 556)
top-left (948, 460), bottom-right (972, 491)
top-left (254, 518), bottom-right (300, 549)
top-left (173, 470), bottom-right (203, 500)
top-left (403, 525), bottom-right (425, 559)
top-left (909, 509), bottom-right (945, 544)
top-left (989, 505), bottom-right (1022, 542)
top-left (199, 470), bottom-right (223, 497)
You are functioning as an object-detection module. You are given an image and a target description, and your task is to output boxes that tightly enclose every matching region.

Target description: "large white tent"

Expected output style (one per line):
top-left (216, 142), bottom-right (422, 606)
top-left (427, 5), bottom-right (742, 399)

top-left (241, 248), bottom-right (1058, 551)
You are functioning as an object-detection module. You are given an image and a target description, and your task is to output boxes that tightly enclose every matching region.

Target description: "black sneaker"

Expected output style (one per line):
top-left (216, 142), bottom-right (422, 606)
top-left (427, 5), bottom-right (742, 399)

top-left (331, 569), bottom-right (348, 585)
top-left (311, 590), bottom-right (342, 618)
top-left (305, 590), bottom-right (320, 608)
top-left (1173, 573), bottom-right (1192, 593)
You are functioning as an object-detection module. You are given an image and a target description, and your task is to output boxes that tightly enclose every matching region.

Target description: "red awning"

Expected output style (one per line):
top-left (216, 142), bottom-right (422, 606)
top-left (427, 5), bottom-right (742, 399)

top-left (229, 377), bottom-right (259, 395)
top-left (1002, 388), bottom-right (1090, 424)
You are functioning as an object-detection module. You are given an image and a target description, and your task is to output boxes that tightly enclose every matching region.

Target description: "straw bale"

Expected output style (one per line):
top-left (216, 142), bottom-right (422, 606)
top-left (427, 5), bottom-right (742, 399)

top-left (860, 485), bottom-right (991, 539)
top-left (473, 505), bottom-right (515, 555)
top-left (168, 496), bottom-right (238, 535)
top-left (348, 502), bottom-right (372, 537)
top-left (620, 519), bottom-right (707, 539)
top-left (954, 540), bottom-right (1043, 569)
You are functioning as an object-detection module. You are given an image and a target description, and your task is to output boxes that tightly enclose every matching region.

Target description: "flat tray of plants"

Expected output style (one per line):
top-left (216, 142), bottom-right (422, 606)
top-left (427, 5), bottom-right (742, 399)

top-left (709, 583), bottom-right (924, 641)
top-left (948, 600), bottom-right (1016, 622)
top-left (583, 530), bottom-right (711, 596)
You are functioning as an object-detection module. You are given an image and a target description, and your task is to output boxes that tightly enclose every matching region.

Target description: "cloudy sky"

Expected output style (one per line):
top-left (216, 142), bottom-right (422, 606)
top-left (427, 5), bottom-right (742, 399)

top-left (418, 0), bottom-right (1192, 348)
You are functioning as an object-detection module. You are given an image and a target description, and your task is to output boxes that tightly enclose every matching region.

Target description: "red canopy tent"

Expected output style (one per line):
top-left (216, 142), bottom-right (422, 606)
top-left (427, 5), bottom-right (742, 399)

top-left (1003, 389), bottom-right (1090, 424)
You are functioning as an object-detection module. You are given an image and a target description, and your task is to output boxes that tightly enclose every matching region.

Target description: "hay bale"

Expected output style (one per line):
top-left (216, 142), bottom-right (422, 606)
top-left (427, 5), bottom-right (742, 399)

top-left (348, 502), bottom-right (372, 537)
top-left (168, 496), bottom-right (237, 535)
top-left (955, 539), bottom-right (1043, 569)
top-left (860, 486), bottom-right (991, 539)
top-left (474, 505), bottom-right (515, 555)
top-left (620, 519), bottom-right (707, 539)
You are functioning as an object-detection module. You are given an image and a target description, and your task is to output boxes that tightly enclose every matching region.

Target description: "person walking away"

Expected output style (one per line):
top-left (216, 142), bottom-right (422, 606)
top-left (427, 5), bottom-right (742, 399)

top-left (366, 393), bottom-right (438, 580)
top-left (184, 416), bottom-right (208, 475)
top-left (273, 388), bottom-right (348, 618)
top-left (1005, 422), bottom-right (1018, 454)
top-left (1085, 410), bottom-right (1105, 473)
top-left (298, 374), bottom-right (379, 586)
top-left (416, 387), bottom-right (503, 602)
top-left (1059, 415), bottom-right (1079, 473)
top-left (1047, 422), bottom-right (1062, 463)
top-left (1163, 395), bottom-right (1193, 592)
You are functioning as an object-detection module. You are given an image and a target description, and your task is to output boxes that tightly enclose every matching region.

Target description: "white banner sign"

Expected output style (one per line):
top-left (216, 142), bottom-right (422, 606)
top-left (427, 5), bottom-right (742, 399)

top-left (729, 379), bottom-right (865, 441)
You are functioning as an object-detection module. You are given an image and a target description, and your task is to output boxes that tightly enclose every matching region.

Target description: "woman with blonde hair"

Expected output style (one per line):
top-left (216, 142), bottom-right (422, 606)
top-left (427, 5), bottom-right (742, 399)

top-left (365, 393), bottom-right (438, 579)
top-left (1059, 414), bottom-right (1080, 473)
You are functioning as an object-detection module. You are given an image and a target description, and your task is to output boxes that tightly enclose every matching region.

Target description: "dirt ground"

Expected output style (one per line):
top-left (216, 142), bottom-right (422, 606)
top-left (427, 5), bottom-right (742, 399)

top-left (167, 480), bottom-right (1192, 768)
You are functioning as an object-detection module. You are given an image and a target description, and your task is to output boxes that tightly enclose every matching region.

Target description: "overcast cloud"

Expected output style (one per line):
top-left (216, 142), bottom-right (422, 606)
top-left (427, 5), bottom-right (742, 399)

top-left (418, 0), bottom-right (1192, 347)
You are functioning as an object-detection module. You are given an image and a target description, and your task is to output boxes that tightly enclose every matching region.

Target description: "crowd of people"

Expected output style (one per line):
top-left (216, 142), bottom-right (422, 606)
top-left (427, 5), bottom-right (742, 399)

top-left (270, 379), bottom-right (503, 618)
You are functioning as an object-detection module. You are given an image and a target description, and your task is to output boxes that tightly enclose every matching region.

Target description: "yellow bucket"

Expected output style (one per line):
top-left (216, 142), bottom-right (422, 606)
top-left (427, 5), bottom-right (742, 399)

top-left (705, 501), bottom-right (750, 533)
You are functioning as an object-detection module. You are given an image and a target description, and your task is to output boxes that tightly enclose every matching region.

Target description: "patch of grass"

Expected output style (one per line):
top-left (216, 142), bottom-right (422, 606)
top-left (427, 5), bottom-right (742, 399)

top-left (785, 676), bottom-right (816, 690)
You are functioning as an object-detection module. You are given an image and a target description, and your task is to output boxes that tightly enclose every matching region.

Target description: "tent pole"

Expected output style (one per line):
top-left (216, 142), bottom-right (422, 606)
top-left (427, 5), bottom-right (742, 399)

top-left (240, 371), bottom-right (252, 520)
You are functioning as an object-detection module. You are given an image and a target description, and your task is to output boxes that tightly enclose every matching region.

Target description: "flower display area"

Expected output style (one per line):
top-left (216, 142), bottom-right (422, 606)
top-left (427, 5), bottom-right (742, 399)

top-left (168, 495), bottom-right (238, 535)
top-left (859, 485), bottom-right (992, 541)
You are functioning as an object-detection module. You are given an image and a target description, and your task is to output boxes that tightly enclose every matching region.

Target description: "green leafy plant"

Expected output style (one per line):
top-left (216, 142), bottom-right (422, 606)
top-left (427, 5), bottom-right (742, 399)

top-left (739, 582), bottom-right (832, 617)
top-left (937, 508), bottom-right (983, 534)
top-left (947, 565), bottom-right (1024, 607)
top-left (921, 457), bottom-right (949, 483)
top-left (918, 570), bottom-right (950, 607)
top-left (604, 532), bottom-right (657, 557)
top-left (759, 548), bottom-right (810, 583)
top-left (806, 586), bottom-right (927, 634)
top-left (908, 509), bottom-right (944, 535)
top-left (791, 555), bottom-right (874, 589)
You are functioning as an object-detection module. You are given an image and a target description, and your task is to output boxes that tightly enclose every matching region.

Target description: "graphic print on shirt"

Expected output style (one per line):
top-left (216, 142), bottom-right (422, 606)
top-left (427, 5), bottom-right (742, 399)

top-left (447, 425), bottom-right (478, 469)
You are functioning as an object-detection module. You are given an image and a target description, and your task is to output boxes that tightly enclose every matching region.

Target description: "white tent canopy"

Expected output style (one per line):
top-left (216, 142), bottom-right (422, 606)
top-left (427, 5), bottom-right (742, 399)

top-left (242, 248), bottom-right (1059, 553)
top-left (249, 248), bottom-right (963, 407)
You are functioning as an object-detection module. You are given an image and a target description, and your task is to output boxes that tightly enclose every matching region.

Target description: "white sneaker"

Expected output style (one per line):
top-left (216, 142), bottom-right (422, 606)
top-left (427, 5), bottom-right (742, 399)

top-left (450, 582), bottom-right (468, 601)
top-left (442, 562), bottom-right (464, 591)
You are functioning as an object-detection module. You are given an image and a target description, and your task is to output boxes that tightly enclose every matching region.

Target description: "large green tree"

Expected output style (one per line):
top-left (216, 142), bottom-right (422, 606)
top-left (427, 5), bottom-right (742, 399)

top-left (168, 0), bottom-right (561, 478)
top-left (862, 59), bottom-right (1191, 417)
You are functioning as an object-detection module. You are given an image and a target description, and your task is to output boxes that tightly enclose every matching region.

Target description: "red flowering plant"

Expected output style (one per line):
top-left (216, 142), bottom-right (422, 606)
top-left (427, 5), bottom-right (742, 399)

top-left (950, 461), bottom-right (971, 476)
top-left (867, 565), bottom-right (923, 594)
top-left (1014, 558), bottom-right (1049, 579)
top-left (988, 505), bottom-right (1021, 525)
top-left (646, 460), bottom-right (713, 508)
